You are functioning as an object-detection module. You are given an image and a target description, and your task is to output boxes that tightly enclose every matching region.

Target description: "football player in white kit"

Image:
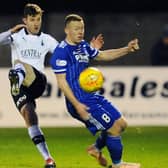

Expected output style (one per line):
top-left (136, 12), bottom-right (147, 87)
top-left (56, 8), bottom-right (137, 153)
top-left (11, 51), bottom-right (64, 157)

top-left (0, 3), bottom-right (57, 168)
top-left (0, 3), bottom-right (104, 168)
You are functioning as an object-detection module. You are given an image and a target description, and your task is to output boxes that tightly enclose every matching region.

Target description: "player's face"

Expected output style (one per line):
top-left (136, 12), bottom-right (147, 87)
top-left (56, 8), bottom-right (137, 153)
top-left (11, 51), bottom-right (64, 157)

top-left (23, 14), bottom-right (42, 35)
top-left (65, 20), bottom-right (84, 44)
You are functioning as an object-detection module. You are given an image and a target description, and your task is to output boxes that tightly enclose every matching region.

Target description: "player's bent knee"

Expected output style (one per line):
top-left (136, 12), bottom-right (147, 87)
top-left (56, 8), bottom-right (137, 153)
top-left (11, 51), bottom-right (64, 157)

top-left (120, 117), bottom-right (128, 131)
top-left (117, 116), bottom-right (128, 130)
top-left (107, 117), bottom-right (128, 136)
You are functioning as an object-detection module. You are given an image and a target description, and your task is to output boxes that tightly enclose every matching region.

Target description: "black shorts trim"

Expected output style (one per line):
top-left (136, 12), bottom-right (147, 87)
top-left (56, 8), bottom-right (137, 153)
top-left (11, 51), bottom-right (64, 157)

top-left (11, 67), bottom-right (47, 111)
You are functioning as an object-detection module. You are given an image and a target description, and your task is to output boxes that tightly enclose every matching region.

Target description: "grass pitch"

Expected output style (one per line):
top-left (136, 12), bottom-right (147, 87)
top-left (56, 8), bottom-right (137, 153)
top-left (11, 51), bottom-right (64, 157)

top-left (0, 127), bottom-right (167, 168)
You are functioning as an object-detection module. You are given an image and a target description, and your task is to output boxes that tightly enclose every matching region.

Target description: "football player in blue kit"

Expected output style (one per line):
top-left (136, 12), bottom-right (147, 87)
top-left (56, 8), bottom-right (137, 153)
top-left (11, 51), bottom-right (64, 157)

top-left (50, 14), bottom-right (140, 168)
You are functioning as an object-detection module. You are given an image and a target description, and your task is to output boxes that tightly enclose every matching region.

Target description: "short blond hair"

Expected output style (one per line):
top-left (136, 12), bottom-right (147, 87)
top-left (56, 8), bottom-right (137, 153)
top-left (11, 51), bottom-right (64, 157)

top-left (64, 14), bottom-right (83, 27)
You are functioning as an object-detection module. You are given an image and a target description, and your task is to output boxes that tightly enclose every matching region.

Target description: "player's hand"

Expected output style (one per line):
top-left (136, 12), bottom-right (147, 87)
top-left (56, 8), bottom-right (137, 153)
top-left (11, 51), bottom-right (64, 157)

top-left (75, 102), bottom-right (90, 120)
top-left (10, 24), bottom-right (27, 33)
top-left (90, 34), bottom-right (104, 50)
top-left (127, 38), bottom-right (139, 52)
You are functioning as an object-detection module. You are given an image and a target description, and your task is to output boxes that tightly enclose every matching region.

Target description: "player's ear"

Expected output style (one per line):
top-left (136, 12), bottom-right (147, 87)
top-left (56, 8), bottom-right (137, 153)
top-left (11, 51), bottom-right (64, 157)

top-left (22, 18), bottom-right (26, 25)
top-left (64, 27), bottom-right (68, 34)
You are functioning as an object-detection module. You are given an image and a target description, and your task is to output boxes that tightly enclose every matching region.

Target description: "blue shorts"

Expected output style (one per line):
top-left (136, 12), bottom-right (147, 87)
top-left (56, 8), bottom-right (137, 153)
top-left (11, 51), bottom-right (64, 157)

top-left (66, 94), bottom-right (121, 135)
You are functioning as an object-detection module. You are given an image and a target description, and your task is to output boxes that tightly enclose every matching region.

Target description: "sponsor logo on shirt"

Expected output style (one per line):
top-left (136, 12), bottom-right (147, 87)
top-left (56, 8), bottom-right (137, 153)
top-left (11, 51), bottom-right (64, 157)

top-left (73, 51), bottom-right (89, 63)
top-left (21, 49), bottom-right (42, 59)
top-left (73, 45), bottom-right (90, 63)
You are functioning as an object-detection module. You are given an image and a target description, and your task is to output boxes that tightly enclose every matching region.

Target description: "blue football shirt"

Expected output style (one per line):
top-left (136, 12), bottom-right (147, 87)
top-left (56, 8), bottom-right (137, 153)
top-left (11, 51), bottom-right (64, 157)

top-left (50, 40), bottom-right (99, 101)
top-left (50, 40), bottom-right (121, 135)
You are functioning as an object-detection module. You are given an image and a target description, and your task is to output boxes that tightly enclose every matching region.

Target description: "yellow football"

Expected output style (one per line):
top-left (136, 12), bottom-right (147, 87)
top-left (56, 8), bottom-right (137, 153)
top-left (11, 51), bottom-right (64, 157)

top-left (79, 67), bottom-right (104, 92)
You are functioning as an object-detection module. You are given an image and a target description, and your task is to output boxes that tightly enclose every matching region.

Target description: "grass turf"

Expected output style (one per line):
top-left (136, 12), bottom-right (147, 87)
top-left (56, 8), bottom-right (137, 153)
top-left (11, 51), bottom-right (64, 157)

top-left (0, 127), bottom-right (167, 168)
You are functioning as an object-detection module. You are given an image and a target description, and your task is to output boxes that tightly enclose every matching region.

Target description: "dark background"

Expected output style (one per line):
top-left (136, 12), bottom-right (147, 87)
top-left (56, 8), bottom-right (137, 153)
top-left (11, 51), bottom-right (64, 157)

top-left (1, 0), bottom-right (168, 14)
top-left (0, 0), bottom-right (168, 66)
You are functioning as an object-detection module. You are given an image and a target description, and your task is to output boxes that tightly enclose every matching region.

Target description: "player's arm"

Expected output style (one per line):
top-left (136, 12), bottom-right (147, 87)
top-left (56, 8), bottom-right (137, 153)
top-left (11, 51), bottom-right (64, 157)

top-left (95, 38), bottom-right (139, 61)
top-left (0, 24), bottom-right (26, 45)
top-left (55, 73), bottom-right (90, 120)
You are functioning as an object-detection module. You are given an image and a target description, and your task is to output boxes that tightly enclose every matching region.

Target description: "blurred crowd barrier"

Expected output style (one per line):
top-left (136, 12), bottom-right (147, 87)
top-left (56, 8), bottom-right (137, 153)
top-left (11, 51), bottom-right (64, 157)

top-left (0, 67), bottom-right (168, 127)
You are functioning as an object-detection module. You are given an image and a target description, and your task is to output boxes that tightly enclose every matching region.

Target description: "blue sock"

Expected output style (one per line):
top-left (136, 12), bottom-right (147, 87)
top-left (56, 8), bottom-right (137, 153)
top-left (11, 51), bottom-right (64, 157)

top-left (95, 131), bottom-right (107, 150)
top-left (106, 135), bottom-right (123, 164)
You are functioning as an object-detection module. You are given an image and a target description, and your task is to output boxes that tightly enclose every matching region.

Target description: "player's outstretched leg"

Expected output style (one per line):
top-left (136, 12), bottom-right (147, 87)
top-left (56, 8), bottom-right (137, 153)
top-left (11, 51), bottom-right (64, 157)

top-left (87, 131), bottom-right (108, 166)
top-left (22, 103), bottom-right (56, 168)
top-left (105, 116), bottom-right (127, 168)
top-left (106, 117), bottom-right (140, 168)
top-left (28, 125), bottom-right (56, 168)
top-left (106, 134), bottom-right (123, 167)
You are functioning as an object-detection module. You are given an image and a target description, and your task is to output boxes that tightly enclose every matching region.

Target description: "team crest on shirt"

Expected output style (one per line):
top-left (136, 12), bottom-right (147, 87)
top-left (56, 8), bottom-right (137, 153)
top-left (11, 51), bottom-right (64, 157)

top-left (56, 59), bottom-right (67, 66)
